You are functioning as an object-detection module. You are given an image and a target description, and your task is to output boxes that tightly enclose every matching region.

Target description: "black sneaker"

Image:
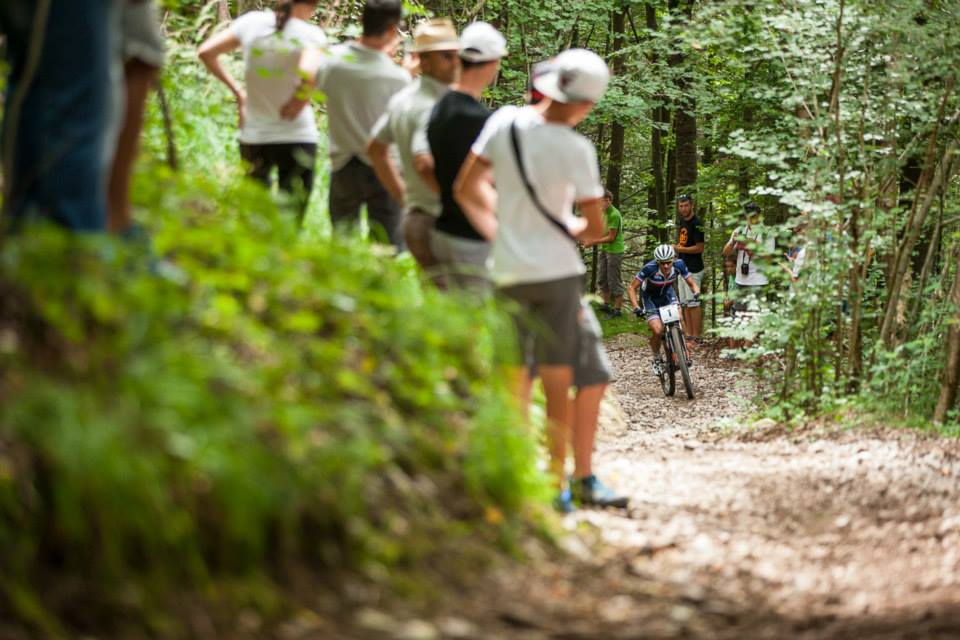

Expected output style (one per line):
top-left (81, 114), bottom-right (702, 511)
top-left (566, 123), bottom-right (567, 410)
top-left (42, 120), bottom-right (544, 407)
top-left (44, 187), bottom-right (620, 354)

top-left (572, 475), bottom-right (629, 509)
top-left (607, 308), bottom-right (623, 318)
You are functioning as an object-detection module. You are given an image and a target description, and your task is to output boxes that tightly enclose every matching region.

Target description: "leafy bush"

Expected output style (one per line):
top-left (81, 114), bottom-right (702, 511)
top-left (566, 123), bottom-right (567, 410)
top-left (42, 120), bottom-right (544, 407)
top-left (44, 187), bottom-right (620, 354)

top-left (0, 166), bottom-right (548, 635)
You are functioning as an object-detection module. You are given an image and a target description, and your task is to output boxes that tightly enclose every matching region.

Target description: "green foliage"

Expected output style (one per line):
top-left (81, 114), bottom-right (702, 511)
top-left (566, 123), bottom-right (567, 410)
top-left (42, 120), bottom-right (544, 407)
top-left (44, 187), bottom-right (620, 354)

top-left (0, 166), bottom-right (548, 633)
top-left (692, 0), bottom-right (960, 429)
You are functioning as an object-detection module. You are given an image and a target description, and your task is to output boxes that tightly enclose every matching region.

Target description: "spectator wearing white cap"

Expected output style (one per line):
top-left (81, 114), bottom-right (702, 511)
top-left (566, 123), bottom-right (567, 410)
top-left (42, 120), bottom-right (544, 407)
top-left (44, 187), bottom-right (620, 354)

top-left (367, 18), bottom-right (459, 270)
top-left (454, 49), bottom-right (616, 512)
top-left (409, 21), bottom-right (507, 289)
top-left (282, 0), bottom-right (410, 247)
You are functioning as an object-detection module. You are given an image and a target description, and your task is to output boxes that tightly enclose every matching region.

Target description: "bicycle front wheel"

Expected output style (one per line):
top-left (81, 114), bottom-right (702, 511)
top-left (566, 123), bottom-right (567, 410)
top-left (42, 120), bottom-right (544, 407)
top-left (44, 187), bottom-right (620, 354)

top-left (669, 325), bottom-right (695, 399)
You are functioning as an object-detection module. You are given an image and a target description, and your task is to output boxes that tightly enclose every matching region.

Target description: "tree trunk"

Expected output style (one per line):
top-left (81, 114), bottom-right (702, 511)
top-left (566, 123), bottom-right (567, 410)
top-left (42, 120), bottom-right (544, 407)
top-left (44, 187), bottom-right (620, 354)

top-left (605, 5), bottom-right (627, 202)
top-left (217, 0), bottom-right (231, 22)
top-left (157, 79), bottom-right (178, 171)
top-left (934, 253), bottom-right (960, 422)
top-left (646, 3), bottom-right (667, 241)
top-left (880, 137), bottom-right (958, 346)
top-left (668, 0), bottom-right (696, 198)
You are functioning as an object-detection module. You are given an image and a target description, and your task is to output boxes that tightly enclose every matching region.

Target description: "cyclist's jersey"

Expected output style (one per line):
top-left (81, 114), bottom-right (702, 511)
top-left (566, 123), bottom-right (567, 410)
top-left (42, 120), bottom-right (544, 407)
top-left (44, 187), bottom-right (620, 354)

top-left (635, 259), bottom-right (691, 299)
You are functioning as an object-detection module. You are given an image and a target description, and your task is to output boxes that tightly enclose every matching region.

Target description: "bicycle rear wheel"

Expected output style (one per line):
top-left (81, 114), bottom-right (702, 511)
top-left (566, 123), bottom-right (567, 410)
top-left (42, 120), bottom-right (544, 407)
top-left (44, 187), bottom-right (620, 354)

top-left (669, 325), bottom-right (695, 399)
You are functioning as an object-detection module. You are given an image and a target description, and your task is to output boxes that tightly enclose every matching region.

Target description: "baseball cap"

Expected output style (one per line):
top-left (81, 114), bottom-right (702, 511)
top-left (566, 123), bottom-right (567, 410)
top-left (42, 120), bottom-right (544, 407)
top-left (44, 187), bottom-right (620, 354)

top-left (532, 48), bottom-right (609, 104)
top-left (459, 21), bottom-right (507, 62)
top-left (411, 18), bottom-right (459, 53)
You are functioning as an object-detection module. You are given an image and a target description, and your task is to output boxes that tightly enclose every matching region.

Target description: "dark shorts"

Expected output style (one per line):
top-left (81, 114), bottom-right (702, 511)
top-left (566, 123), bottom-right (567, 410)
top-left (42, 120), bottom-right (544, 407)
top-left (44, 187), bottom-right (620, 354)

top-left (500, 275), bottom-right (583, 367)
top-left (403, 208), bottom-right (438, 270)
top-left (239, 142), bottom-right (317, 221)
top-left (641, 288), bottom-right (678, 321)
top-left (328, 156), bottom-right (403, 248)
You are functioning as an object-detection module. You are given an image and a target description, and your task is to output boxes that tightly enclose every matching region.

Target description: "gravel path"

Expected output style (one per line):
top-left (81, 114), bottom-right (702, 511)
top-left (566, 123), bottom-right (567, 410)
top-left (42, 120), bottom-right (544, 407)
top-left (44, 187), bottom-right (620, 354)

top-left (337, 334), bottom-right (960, 639)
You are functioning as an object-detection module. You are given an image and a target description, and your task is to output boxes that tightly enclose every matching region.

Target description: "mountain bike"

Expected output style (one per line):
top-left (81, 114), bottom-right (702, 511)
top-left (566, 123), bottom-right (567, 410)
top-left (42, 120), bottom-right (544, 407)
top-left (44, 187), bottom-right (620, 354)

top-left (656, 302), bottom-right (694, 399)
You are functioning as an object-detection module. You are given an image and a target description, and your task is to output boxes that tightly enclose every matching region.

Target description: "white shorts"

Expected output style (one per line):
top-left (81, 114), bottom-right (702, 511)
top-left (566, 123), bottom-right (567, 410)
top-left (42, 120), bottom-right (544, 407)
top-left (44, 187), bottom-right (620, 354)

top-left (677, 269), bottom-right (703, 307)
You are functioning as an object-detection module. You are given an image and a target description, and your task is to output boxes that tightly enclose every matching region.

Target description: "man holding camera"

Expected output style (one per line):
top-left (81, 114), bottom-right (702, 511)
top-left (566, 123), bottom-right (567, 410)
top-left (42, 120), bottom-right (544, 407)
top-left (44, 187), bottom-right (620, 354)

top-left (723, 201), bottom-right (775, 315)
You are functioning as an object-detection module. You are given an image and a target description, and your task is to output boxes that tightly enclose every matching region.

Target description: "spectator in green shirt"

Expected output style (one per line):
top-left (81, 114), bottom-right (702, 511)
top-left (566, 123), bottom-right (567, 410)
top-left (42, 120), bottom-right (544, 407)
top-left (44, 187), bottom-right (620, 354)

top-left (583, 190), bottom-right (626, 317)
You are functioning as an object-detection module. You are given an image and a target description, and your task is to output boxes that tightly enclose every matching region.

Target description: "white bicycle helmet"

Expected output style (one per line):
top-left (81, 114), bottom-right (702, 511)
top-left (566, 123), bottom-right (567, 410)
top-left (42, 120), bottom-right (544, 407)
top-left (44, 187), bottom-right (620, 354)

top-left (653, 244), bottom-right (676, 263)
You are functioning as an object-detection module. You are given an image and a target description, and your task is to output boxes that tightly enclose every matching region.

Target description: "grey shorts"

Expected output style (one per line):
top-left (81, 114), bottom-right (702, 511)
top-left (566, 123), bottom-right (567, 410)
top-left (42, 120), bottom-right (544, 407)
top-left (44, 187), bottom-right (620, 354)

top-left (499, 275), bottom-right (583, 367)
top-left (574, 302), bottom-right (613, 387)
top-left (119, 1), bottom-right (166, 68)
top-left (677, 269), bottom-right (703, 307)
top-left (598, 251), bottom-right (625, 297)
top-left (429, 229), bottom-right (491, 291)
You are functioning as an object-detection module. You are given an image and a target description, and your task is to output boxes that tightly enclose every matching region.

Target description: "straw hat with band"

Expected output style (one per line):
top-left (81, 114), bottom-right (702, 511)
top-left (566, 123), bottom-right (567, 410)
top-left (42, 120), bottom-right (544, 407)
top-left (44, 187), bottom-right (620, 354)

top-left (410, 18), bottom-right (459, 53)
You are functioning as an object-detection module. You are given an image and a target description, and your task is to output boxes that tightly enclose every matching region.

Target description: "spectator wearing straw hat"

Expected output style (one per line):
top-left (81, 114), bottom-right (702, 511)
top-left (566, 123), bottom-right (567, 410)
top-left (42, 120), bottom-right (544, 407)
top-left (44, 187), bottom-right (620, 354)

top-left (368, 18), bottom-right (459, 271)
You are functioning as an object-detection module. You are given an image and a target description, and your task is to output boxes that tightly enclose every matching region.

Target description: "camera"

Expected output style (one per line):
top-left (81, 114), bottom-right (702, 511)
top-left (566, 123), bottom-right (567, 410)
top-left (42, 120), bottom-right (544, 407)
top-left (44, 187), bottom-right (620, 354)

top-left (740, 262), bottom-right (750, 276)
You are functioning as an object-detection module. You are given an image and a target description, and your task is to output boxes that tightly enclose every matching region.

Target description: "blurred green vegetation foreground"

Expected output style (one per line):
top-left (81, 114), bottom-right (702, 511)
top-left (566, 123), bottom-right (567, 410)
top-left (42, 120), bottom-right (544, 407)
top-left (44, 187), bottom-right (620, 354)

top-left (0, 168), bottom-right (548, 637)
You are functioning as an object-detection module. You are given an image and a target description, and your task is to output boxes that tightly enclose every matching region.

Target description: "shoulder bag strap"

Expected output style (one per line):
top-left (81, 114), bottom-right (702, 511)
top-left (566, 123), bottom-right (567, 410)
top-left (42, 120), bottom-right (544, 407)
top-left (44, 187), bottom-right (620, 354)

top-left (509, 120), bottom-right (577, 244)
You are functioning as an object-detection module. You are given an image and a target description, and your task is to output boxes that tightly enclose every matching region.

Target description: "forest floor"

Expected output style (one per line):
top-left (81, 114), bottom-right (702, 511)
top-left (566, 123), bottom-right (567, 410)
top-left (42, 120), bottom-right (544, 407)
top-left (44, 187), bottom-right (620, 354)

top-left (322, 334), bottom-right (960, 640)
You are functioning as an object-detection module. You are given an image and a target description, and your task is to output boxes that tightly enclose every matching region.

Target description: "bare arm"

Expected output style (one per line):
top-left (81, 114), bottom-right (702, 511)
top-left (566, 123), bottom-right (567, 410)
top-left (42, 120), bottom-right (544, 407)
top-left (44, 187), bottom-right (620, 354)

top-left (367, 139), bottom-right (406, 206)
top-left (413, 153), bottom-right (440, 195)
top-left (628, 277), bottom-right (642, 311)
top-left (684, 274), bottom-right (701, 295)
top-left (572, 197), bottom-right (606, 242)
top-left (583, 227), bottom-right (616, 247)
top-left (676, 241), bottom-right (705, 255)
top-left (197, 28), bottom-right (245, 126)
top-left (454, 152), bottom-right (498, 241)
top-left (722, 229), bottom-right (737, 257)
top-left (281, 48), bottom-right (326, 120)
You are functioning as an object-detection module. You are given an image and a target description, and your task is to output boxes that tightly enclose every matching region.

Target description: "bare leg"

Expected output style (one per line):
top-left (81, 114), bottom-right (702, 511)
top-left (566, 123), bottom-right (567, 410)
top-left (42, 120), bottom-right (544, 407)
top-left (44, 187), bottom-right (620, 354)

top-left (107, 59), bottom-right (158, 233)
top-left (509, 366), bottom-right (534, 421)
top-left (689, 304), bottom-right (703, 338)
top-left (539, 365), bottom-right (573, 488)
top-left (648, 318), bottom-right (664, 356)
top-left (572, 383), bottom-right (606, 478)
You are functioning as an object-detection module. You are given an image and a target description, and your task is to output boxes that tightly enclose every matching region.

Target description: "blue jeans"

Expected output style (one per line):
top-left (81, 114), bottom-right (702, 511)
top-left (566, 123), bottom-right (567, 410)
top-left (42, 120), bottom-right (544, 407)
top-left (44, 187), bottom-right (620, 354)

top-left (1, 0), bottom-right (113, 231)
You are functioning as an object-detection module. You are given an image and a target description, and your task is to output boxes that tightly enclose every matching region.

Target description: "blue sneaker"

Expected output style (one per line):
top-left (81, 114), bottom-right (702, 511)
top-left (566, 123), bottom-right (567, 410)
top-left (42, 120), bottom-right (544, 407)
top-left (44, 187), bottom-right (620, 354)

top-left (572, 475), bottom-right (629, 509)
top-left (553, 488), bottom-right (575, 513)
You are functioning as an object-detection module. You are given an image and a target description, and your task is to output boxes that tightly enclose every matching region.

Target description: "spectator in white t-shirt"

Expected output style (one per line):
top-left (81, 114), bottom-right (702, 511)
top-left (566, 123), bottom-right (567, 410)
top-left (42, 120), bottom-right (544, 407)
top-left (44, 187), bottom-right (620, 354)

top-left (454, 49), bottom-right (612, 513)
top-left (282, 0), bottom-right (411, 247)
top-left (722, 202), bottom-right (775, 350)
top-left (198, 0), bottom-right (327, 223)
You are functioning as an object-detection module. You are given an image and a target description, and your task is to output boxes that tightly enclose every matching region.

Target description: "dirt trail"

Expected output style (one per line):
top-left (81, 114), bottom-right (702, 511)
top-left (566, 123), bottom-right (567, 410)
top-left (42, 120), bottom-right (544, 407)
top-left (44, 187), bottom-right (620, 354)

top-left (338, 334), bottom-right (960, 640)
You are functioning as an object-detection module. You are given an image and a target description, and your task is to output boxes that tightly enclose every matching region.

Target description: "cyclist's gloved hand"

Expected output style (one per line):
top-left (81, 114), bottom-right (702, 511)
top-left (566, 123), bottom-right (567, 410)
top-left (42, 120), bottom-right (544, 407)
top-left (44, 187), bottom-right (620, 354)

top-left (633, 307), bottom-right (643, 318)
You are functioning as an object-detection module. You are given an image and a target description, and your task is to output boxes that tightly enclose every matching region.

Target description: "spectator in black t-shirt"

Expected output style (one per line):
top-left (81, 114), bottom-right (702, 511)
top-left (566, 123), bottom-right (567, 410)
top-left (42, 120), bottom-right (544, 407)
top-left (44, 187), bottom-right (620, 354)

top-left (411, 22), bottom-right (507, 289)
top-left (673, 194), bottom-right (706, 340)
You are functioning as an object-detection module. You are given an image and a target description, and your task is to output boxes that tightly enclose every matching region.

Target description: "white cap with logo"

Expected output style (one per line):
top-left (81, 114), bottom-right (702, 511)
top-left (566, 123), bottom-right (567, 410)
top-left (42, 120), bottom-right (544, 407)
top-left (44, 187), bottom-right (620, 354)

top-left (459, 22), bottom-right (508, 62)
top-left (533, 48), bottom-right (610, 104)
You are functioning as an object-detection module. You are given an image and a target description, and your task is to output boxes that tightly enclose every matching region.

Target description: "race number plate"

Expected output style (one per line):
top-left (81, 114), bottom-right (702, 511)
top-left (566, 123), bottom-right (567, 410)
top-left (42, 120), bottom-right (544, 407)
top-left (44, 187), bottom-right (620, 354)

top-left (658, 303), bottom-right (681, 324)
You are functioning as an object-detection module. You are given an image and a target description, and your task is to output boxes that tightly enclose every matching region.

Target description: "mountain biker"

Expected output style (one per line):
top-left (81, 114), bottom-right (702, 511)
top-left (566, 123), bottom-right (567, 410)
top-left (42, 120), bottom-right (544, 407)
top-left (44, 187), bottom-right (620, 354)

top-left (628, 244), bottom-right (701, 375)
